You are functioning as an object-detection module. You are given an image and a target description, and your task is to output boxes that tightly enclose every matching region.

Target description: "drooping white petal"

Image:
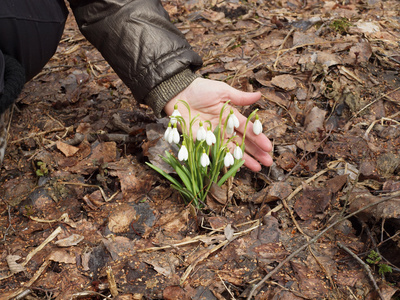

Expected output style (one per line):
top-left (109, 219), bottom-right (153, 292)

top-left (226, 124), bottom-right (234, 135)
top-left (178, 145), bottom-right (188, 161)
top-left (253, 117), bottom-right (263, 136)
top-left (233, 145), bottom-right (243, 160)
top-left (170, 105), bottom-right (181, 125)
top-left (224, 151), bottom-right (234, 167)
top-left (197, 123), bottom-right (206, 141)
top-left (232, 114), bottom-right (240, 128)
top-left (226, 111), bottom-right (239, 135)
top-left (164, 123), bottom-right (172, 141)
top-left (200, 152), bottom-right (210, 167)
top-left (206, 129), bottom-right (216, 145)
top-left (168, 127), bottom-right (180, 144)
top-left (227, 114), bottom-right (235, 130)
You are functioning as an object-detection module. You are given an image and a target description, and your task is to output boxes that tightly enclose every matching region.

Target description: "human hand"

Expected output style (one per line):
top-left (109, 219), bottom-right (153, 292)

top-left (164, 78), bottom-right (273, 172)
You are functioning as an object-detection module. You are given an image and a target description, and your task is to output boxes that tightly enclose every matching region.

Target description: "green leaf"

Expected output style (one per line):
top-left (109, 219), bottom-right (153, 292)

top-left (175, 165), bottom-right (195, 194)
top-left (217, 160), bottom-right (245, 186)
top-left (378, 264), bottom-right (392, 275)
top-left (145, 162), bottom-right (183, 190)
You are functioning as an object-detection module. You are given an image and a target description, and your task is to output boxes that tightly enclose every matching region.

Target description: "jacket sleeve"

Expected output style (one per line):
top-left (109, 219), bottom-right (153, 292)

top-left (69, 0), bottom-right (203, 116)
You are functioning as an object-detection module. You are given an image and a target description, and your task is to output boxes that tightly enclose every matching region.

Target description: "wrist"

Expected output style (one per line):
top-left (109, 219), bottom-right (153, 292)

top-left (144, 68), bottom-right (200, 118)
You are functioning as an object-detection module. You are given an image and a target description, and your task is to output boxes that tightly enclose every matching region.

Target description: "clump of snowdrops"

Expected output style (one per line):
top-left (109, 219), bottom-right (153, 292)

top-left (146, 100), bottom-right (263, 207)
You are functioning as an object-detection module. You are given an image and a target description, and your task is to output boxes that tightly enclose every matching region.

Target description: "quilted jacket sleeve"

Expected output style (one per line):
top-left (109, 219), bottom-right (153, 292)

top-left (69, 0), bottom-right (203, 116)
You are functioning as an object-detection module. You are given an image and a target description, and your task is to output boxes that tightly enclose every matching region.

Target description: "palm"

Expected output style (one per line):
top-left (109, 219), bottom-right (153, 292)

top-left (165, 78), bottom-right (273, 172)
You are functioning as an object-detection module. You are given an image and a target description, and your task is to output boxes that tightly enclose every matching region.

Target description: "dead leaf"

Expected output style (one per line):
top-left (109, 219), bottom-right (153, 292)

top-left (48, 250), bottom-right (76, 264)
top-left (108, 204), bottom-right (138, 233)
top-left (224, 224), bottom-right (234, 241)
top-left (294, 185), bottom-right (333, 220)
top-left (144, 252), bottom-right (180, 277)
top-left (271, 74), bottom-right (297, 91)
top-left (258, 110), bottom-right (287, 139)
top-left (6, 255), bottom-right (25, 275)
top-left (56, 141), bottom-right (80, 157)
top-left (163, 285), bottom-right (191, 300)
top-left (55, 234), bottom-right (84, 247)
top-left (304, 106), bottom-right (326, 132)
top-left (265, 181), bottom-right (293, 202)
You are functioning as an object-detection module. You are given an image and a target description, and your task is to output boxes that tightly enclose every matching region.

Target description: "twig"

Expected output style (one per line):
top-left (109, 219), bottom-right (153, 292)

top-left (71, 291), bottom-right (112, 298)
top-left (272, 39), bottom-right (345, 70)
top-left (337, 242), bottom-right (384, 300)
top-left (217, 273), bottom-right (236, 299)
top-left (23, 227), bottom-right (63, 267)
top-left (246, 192), bottom-right (400, 299)
top-left (280, 157), bottom-right (341, 298)
top-left (261, 94), bottom-right (296, 125)
top-left (264, 280), bottom-right (312, 299)
top-left (106, 266), bottom-right (118, 297)
top-left (138, 219), bottom-right (261, 253)
top-left (9, 260), bottom-right (51, 300)
top-left (180, 221), bottom-right (262, 285)
top-left (2, 203), bottom-right (15, 241)
top-left (352, 86), bottom-right (400, 119)
top-left (363, 112), bottom-right (400, 140)
top-left (10, 127), bottom-right (73, 144)
top-left (273, 28), bottom-right (295, 70)
top-left (60, 181), bottom-right (119, 202)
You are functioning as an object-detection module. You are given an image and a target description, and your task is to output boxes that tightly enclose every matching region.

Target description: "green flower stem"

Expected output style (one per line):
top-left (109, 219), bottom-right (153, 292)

top-left (241, 109), bottom-right (258, 152)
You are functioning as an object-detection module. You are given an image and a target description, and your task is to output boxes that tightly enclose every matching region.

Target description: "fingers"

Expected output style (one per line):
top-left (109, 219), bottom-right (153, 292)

top-left (243, 153), bottom-right (262, 172)
top-left (228, 127), bottom-right (273, 171)
top-left (226, 86), bottom-right (261, 107)
top-left (233, 108), bottom-right (273, 153)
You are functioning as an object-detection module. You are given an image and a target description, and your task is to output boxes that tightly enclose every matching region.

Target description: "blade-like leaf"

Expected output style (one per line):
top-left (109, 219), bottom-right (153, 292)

top-left (146, 162), bottom-right (183, 189)
top-left (217, 160), bottom-right (245, 186)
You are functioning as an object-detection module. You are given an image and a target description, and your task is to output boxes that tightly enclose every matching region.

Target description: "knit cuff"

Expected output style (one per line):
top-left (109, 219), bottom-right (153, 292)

top-left (144, 68), bottom-right (200, 118)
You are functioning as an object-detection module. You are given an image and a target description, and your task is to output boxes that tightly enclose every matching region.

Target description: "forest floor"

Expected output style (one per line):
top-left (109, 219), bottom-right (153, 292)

top-left (1, 0), bottom-right (400, 299)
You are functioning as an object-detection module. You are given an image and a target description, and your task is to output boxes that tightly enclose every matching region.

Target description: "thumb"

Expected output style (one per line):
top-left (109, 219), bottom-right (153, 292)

top-left (227, 88), bottom-right (261, 106)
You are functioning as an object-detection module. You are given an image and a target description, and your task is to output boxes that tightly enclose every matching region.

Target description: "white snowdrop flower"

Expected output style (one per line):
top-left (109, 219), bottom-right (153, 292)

top-left (164, 123), bottom-right (172, 141)
top-left (197, 122), bottom-right (206, 141)
top-left (168, 124), bottom-right (180, 144)
top-left (205, 127), bottom-right (216, 146)
top-left (178, 143), bottom-right (188, 161)
top-left (224, 151), bottom-right (234, 168)
top-left (200, 150), bottom-right (210, 167)
top-left (226, 110), bottom-right (239, 135)
top-left (226, 123), bottom-right (234, 135)
top-left (253, 115), bottom-right (263, 136)
top-left (170, 104), bottom-right (181, 125)
top-left (233, 144), bottom-right (243, 160)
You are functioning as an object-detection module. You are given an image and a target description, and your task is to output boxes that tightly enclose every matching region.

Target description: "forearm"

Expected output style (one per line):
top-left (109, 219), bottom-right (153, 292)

top-left (69, 0), bottom-right (202, 116)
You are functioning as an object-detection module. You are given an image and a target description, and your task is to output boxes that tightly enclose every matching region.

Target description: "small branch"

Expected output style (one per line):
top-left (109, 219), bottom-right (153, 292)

top-left (246, 192), bottom-right (400, 299)
top-left (337, 242), bottom-right (384, 300)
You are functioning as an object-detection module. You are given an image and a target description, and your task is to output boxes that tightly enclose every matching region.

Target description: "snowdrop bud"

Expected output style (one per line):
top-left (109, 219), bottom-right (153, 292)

top-left (197, 121), bottom-right (206, 141)
top-left (164, 123), bottom-right (172, 141)
top-left (224, 151), bottom-right (234, 168)
top-left (168, 123), bottom-right (180, 144)
top-left (233, 143), bottom-right (243, 160)
top-left (253, 115), bottom-right (263, 136)
top-left (206, 126), bottom-right (216, 146)
top-left (178, 142), bottom-right (188, 161)
top-left (228, 109), bottom-right (240, 128)
top-left (170, 104), bottom-right (181, 125)
top-left (200, 149), bottom-right (210, 167)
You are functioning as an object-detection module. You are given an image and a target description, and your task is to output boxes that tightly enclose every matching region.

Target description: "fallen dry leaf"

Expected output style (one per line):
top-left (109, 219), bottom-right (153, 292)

top-left (56, 141), bottom-right (80, 157)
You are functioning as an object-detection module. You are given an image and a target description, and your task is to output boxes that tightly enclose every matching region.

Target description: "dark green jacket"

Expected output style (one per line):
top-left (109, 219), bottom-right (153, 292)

top-left (70, 0), bottom-right (203, 116)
